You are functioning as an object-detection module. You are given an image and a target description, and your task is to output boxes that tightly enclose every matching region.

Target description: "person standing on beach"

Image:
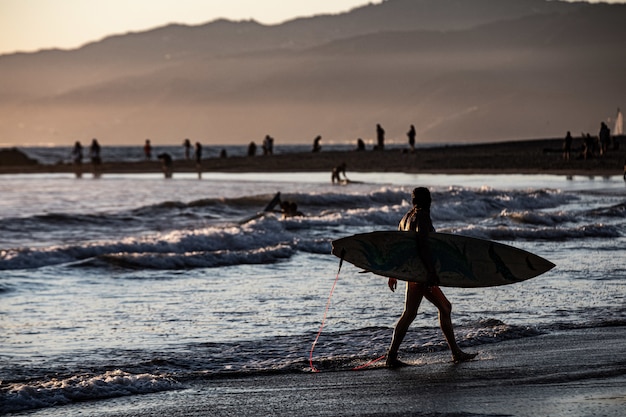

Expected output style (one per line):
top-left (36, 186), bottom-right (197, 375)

top-left (312, 135), bottom-right (322, 153)
top-left (144, 139), bottom-right (152, 160)
top-left (72, 141), bottom-right (83, 178)
top-left (386, 187), bottom-right (477, 367)
top-left (375, 124), bottom-right (385, 150)
top-left (407, 125), bottom-right (416, 153)
top-left (248, 141), bottom-right (257, 157)
top-left (89, 138), bottom-right (102, 178)
top-left (183, 138), bottom-right (192, 160)
top-left (563, 131), bottom-right (573, 161)
top-left (157, 153), bottom-right (173, 178)
top-left (599, 122), bottom-right (611, 156)
top-left (194, 142), bottom-right (202, 179)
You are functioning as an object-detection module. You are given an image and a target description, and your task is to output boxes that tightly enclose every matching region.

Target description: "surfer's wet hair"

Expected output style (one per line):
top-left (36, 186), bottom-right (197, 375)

top-left (411, 187), bottom-right (431, 209)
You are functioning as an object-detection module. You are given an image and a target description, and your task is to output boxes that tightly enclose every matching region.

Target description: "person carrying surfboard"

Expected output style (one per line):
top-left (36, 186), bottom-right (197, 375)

top-left (386, 187), bottom-right (477, 367)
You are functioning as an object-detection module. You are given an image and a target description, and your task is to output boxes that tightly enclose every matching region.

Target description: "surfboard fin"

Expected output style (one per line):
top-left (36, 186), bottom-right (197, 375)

top-left (337, 248), bottom-right (346, 273)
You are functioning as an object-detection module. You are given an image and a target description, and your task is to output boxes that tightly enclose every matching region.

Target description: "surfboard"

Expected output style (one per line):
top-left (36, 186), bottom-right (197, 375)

top-left (331, 231), bottom-right (555, 288)
top-left (263, 192), bottom-right (282, 212)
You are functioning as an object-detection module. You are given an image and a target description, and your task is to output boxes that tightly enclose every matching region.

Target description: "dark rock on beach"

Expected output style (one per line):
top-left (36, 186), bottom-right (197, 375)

top-left (0, 148), bottom-right (39, 167)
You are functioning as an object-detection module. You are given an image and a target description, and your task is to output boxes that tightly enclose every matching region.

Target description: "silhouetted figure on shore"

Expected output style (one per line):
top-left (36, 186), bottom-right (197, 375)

top-left (599, 122), bottom-right (611, 156)
top-left (312, 136), bottom-right (322, 153)
top-left (386, 187), bottom-right (477, 367)
top-left (72, 141), bottom-right (83, 178)
top-left (195, 142), bottom-right (202, 179)
top-left (248, 141), bottom-right (257, 157)
top-left (407, 125), bottom-right (416, 152)
top-left (262, 135), bottom-right (274, 155)
top-left (375, 124), bottom-right (385, 151)
top-left (90, 138), bottom-right (102, 178)
top-left (583, 133), bottom-right (595, 160)
top-left (331, 162), bottom-right (348, 184)
top-left (220, 149), bottom-right (227, 158)
top-left (183, 138), bottom-right (192, 160)
top-left (144, 139), bottom-right (152, 160)
top-left (157, 153), bottom-right (173, 178)
top-left (563, 131), bottom-right (573, 161)
top-left (356, 138), bottom-right (366, 151)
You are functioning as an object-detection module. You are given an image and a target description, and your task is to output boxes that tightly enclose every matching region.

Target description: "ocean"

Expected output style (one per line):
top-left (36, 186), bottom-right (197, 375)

top-left (1, 166), bottom-right (625, 414)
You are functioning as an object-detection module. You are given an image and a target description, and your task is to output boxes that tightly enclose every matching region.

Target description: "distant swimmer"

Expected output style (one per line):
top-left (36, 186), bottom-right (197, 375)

top-left (331, 162), bottom-right (348, 184)
top-left (386, 187), bottom-right (477, 368)
top-left (280, 201), bottom-right (304, 219)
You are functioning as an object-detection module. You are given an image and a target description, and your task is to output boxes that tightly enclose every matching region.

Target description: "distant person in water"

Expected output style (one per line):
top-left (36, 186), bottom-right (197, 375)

top-left (407, 124), bottom-right (416, 153)
top-left (90, 138), bottom-right (102, 177)
top-left (312, 135), bottom-right (322, 153)
top-left (356, 138), bottom-right (366, 151)
top-left (72, 141), bottom-right (83, 178)
top-left (331, 162), bottom-right (348, 184)
top-left (279, 200), bottom-right (304, 219)
top-left (183, 138), bottom-right (192, 160)
top-left (194, 142), bottom-right (203, 179)
top-left (563, 131), bottom-right (573, 161)
top-left (386, 187), bottom-right (477, 368)
top-left (157, 153), bottom-right (173, 178)
top-left (144, 139), bottom-right (152, 160)
top-left (375, 123), bottom-right (385, 150)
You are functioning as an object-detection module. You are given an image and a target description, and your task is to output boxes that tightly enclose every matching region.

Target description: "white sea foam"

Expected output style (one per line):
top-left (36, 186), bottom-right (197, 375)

top-left (1, 370), bottom-right (180, 414)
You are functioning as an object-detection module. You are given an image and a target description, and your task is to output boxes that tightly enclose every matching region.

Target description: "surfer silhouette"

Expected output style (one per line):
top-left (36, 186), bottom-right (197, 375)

top-left (331, 162), bottom-right (348, 184)
top-left (386, 187), bottom-right (477, 367)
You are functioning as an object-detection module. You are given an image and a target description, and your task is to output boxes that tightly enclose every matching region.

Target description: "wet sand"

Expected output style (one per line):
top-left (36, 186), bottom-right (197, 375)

top-left (2, 138), bottom-right (625, 176)
top-left (33, 326), bottom-right (626, 417)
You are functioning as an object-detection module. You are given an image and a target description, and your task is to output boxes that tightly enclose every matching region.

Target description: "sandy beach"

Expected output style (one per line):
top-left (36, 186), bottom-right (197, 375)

top-left (26, 326), bottom-right (625, 417)
top-left (1, 138), bottom-right (625, 177)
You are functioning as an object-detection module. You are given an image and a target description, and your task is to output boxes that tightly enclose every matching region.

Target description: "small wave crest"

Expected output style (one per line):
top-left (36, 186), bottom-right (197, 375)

top-left (0, 370), bottom-right (181, 414)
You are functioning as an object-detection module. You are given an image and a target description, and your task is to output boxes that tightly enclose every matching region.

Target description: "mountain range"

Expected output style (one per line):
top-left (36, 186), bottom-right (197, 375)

top-left (1, 0), bottom-right (625, 146)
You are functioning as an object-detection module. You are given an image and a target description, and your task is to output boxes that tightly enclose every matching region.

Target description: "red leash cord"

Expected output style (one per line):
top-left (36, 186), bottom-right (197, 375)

top-left (309, 256), bottom-right (341, 373)
top-left (309, 250), bottom-right (386, 372)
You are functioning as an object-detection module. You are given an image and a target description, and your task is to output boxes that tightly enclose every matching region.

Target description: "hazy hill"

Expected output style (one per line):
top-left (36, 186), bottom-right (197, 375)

top-left (1, 0), bottom-right (623, 146)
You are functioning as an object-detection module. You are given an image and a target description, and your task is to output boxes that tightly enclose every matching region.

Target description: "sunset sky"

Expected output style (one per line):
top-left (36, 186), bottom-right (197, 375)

top-left (0, 0), bottom-right (379, 55)
top-left (1, 0), bottom-right (623, 56)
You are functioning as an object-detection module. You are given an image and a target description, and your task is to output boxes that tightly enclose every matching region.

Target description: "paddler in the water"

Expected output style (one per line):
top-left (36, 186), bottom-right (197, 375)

top-left (386, 187), bottom-right (477, 367)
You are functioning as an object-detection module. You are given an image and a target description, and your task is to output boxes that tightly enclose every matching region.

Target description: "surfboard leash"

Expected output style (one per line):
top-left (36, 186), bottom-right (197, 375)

top-left (309, 249), bottom-right (386, 372)
top-left (309, 249), bottom-right (344, 373)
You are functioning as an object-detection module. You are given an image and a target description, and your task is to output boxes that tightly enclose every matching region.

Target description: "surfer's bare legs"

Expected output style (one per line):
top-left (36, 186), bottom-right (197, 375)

top-left (386, 282), bottom-right (477, 367)
top-left (386, 282), bottom-right (423, 367)
top-left (424, 286), bottom-right (477, 363)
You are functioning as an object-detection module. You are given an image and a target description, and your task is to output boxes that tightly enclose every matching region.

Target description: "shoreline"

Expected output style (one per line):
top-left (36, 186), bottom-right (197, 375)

top-left (1, 138), bottom-right (625, 177)
top-left (33, 326), bottom-right (626, 417)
